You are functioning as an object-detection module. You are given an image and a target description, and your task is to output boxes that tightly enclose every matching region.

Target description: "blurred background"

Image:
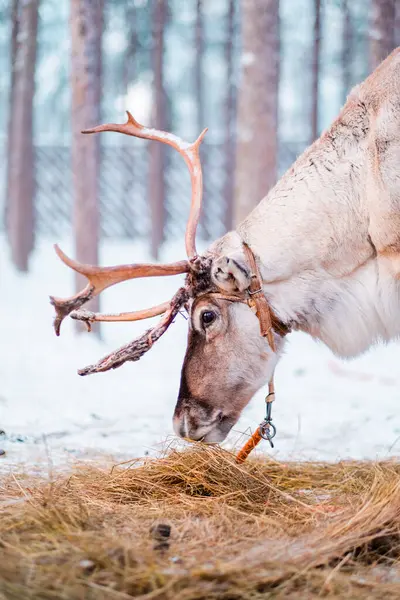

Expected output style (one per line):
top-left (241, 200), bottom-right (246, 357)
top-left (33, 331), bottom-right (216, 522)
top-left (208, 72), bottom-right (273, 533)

top-left (1, 0), bottom-right (400, 468)
top-left (1, 0), bottom-right (400, 270)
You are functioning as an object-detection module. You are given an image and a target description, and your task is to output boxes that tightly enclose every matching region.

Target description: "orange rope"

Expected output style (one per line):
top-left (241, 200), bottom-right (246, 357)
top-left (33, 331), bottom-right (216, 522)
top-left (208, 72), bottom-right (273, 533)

top-left (236, 377), bottom-right (276, 464)
top-left (235, 426), bottom-right (263, 464)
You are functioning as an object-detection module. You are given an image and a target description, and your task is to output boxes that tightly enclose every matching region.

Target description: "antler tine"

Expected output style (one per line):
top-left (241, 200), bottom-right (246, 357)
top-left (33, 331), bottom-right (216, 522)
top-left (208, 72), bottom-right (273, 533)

top-left (82, 111), bottom-right (208, 260)
top-left (77, 287), bottom-right (188, 376)
top-left (70, 301), bottom-right (171, 332)
top-left (50, 244), bottom-right (188, 336)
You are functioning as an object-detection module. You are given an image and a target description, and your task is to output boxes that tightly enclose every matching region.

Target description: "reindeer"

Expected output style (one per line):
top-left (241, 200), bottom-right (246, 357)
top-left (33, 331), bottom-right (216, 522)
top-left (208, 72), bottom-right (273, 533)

top-left (51, 49), bottom-right (400, 444)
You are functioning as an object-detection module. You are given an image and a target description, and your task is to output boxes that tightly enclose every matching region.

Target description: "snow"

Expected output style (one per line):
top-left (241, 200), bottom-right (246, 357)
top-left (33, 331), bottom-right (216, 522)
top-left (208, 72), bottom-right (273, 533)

top-left (241, 53), bottom-right (256, 68)
top-left (120, 82), bottom-right (153, 125)
top-left (1, 235), bottom-right (400, 474)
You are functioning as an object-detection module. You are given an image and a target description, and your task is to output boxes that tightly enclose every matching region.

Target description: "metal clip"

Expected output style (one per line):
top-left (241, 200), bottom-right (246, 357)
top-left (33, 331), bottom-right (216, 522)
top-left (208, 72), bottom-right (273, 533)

top-left (259, 419), bottom-right (276, 448)
top-left (258, 394), bottom-right (277, 448)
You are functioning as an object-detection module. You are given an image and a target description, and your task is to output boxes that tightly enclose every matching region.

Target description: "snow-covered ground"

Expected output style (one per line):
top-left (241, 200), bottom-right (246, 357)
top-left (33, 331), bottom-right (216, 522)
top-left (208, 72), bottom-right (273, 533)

top-left (1, 235), bottom-right (400, 473)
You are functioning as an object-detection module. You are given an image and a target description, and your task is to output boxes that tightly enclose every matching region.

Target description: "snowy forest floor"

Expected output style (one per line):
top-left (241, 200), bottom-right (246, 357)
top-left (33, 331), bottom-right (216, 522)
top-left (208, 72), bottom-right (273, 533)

top-left (1, 235), bottom-right (400, 473)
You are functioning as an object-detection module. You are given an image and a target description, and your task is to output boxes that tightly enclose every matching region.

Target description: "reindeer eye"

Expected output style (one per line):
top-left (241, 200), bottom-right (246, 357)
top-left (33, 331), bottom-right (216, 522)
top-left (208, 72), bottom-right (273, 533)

top-left (201, 310), bottom-right (216, 327)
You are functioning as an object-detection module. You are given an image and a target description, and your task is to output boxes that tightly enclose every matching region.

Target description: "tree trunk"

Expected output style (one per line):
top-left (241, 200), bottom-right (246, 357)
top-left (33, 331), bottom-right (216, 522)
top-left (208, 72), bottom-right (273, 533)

top-left (123, 0), bottom-right (137, 94)
top-left (70, 0), bottom-right (103, 335)
top-left (234, 0), bottom-right (280, 225)
top-left (395, 2), bottom-right (400, 48)
top-left (195, 0), bottom-right (208, 238)
top-left (223, 0), bottom-right (235, 232)
top-left (311, 0), bottom-right (321, 142)
top-left (149, 0), bottom-right (167, 259)
top-left (341, 0), bottom-right (352, 105)
top-left (5, 0), bottom-right (20, 237)
top-left (122, 0), bottom-right (137, 238)
top-left (7, 0), bottom-right (39, 272)
top-left (370, 0), bottom-right (396, 71)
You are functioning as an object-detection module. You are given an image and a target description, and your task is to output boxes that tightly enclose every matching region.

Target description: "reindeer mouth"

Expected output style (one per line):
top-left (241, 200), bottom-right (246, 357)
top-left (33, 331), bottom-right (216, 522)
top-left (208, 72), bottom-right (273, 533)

top-left (173, 409), bottom-right (237, 444)
top-left (198, 417), bottom-right (237, 444)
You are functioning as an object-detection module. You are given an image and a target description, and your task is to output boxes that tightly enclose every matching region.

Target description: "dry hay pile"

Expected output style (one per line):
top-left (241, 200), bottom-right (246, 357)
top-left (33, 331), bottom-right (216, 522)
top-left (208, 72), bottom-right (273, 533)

top-left (1, 447), bottom-right (400, 599)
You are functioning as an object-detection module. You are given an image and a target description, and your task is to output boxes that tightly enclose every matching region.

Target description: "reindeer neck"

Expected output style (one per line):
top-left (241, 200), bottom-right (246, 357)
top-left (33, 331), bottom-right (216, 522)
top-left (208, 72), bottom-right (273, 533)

top-left (209, 96), bottom-right (400, 358)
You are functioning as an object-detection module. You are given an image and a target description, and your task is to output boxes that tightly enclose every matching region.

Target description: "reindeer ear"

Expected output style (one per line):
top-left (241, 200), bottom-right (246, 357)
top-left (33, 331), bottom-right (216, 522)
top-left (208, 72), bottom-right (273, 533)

top-left (211, 254), bottom-right (251, 292)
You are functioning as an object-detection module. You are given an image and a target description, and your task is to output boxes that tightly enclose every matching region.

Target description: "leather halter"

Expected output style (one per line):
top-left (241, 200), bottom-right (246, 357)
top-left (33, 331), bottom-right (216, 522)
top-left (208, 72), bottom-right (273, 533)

top-left (216, 243), bottom-right (289, 344)
top-left (221, 242), bottom-right (290, 461)
top-left (195, 243), bottom-right (289, 345)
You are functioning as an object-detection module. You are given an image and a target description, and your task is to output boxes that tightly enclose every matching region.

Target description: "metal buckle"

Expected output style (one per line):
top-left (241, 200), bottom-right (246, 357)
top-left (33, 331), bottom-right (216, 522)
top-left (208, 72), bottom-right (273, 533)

top-left (248, 287), bottom-right (263, 296)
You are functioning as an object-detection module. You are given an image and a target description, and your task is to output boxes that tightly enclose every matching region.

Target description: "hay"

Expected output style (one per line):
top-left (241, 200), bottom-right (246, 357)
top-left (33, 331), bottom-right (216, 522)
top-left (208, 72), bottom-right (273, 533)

top-left (1, 446), bottom-right (400, 599)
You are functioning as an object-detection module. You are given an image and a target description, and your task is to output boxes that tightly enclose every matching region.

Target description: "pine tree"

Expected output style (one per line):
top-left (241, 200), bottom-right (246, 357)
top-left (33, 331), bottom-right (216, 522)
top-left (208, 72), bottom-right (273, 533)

top-left (311, 0), bottom-right (321, 142)
top-left (148, 0), bottom-right (167, 259)
top-left (341, 0), bottom-right (352, 104)
top-left (7, 0), bottom-right (39, 271)
top-left (223, 0), bottom-right (236, 232)
top-left (5, 0), bottom-right (20, 236)
top-left (395, 1), bottom-right (400, 47)
top-left (370, 0), bottom-right (396, 71)
top-left (195, 0), bottom-right (208, 237)
top-left (122, 0), bottom-right (137, 238)
top-left (70, 0), bottom-right (104, 334)
top-left (235, 0), bottom-right (280, 225)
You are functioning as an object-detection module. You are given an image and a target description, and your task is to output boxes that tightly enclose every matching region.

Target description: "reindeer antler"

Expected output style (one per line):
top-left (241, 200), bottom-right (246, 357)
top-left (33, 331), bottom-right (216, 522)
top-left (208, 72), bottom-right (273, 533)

top-left (76, 288), bottom-right (188, 376)
top-left (50, 111), bottom-right (208, 372)
top-left (82, 111), bottom-right (207, 260)
top-left (50, 244), bottom-right (188, 335)
top-left (70, 302), bottom-right (171, 328)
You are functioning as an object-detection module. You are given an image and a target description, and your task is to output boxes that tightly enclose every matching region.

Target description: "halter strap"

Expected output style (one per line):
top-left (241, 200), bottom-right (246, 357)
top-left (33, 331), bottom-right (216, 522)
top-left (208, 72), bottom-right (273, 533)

top-left (242, 242), bottom-right (277, 352)
top-left (190, 243), bottom-right (288, 461)
top-left (236, 243), bottom-right (288, 461)
top-left (192, 243), bottom-right (290, 345)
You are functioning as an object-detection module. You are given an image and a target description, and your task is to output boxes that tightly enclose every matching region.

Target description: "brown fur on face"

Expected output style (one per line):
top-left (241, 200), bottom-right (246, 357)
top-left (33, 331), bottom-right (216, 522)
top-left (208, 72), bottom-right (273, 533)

top-left (173, 294), bottom-right (279, 443)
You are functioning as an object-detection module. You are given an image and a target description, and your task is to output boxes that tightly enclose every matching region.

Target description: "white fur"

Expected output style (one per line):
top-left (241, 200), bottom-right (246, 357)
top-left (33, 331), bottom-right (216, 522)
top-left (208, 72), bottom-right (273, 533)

top-left (209, 49), bottom-right (400, 361)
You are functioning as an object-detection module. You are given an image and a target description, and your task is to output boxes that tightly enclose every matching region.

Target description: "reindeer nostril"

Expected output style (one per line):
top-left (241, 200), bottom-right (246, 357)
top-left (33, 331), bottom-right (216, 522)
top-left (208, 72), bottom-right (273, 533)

top-left (174, 411), bottom-right (190, 439)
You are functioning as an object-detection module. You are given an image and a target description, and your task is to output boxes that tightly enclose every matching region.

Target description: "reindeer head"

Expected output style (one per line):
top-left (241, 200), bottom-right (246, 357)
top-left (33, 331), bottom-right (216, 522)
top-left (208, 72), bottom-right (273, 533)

top-left (50, 112), bottom-right (284, 444)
